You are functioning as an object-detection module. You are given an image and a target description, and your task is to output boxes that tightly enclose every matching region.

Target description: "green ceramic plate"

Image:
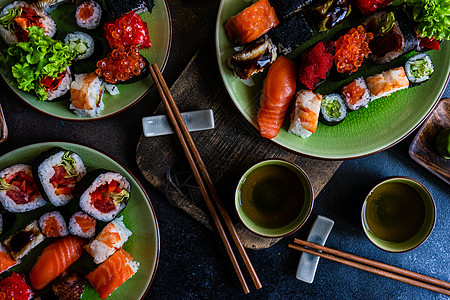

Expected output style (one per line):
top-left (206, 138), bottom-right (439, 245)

top-left (0, 0), bottom-right (171, 120)
top-left (215, 0), bottom-right (450, 159)
top-left (0, 142), bottom-right (160, 299)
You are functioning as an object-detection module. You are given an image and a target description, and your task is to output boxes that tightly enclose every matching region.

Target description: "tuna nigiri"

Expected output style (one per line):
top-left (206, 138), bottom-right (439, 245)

top-left (257, 56), bottom-right (297, 139)
top-left (29, 235), bottom-right (86, 290)
top-left (224, 0), bottom-right (279, 45)
top-left (86, 248), bottom-right (139, 300)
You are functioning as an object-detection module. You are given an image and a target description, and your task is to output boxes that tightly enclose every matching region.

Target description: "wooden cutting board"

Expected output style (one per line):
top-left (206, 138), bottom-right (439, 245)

top-left (136, 38), bottom-right (342, 249)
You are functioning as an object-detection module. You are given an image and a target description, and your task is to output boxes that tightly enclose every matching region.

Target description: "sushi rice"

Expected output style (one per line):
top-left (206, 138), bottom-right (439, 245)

top-left (39, 211), bottom-right (69, 238)
top-left (65, 31), bottom-right (95, 60)
top-left (405, 53), bottom-right (434, 84)
top-left (46, 66), bottom-right (72, 101)
top-left (75, 0), bottom-right (102, 30)
top-left (365, 67), bottom-right (409, 100)
top-left (341, 77), bottom-right (371, 111)
top-left (70, 73), bottom-right (105, 118)
top-left (289, 90), bottom-right (322, 138)
top-left (69, 211), bottom-right (96, 238)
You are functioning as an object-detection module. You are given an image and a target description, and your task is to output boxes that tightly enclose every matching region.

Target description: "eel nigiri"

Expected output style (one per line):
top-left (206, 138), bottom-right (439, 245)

top-left (224, 0), bottom-right (279, 45)
top-left (29, 235), bottom-right (87, 290)
top-left (86, 248), bottom-right (139, 300)
top-left (257, 56), bottom-right (297, 139)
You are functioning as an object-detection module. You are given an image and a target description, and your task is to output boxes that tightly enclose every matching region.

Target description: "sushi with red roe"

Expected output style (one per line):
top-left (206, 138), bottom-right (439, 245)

top-left (298, 40), bottom-right (334, 90)
top-left (0, 272), bottom-right (33, 300)
top-left (104, 11), bottom-right (151, 49)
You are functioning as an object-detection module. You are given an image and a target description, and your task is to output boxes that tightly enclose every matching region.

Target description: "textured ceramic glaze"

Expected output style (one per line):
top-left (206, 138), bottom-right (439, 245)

top-left (215, 0), bottom-right (450, 159)
top-left (0, 142), bottom-right (159, 299)
top-left (0, 0), bottom-right (171, 120)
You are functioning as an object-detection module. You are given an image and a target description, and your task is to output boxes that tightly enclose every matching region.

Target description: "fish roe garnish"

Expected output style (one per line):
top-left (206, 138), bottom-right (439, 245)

top-left (96, 46), bottom-right (146, 84)
top-left (334, 25), bottom-right (373, 74)
top-left (104, 11), bottom-right (151, 49)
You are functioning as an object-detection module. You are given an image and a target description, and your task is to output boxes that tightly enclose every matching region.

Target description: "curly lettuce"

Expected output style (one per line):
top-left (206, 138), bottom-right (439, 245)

top-left (1, 26), bottom-right (75, 101)
top-left (406, 0), bottom-right (450, 40)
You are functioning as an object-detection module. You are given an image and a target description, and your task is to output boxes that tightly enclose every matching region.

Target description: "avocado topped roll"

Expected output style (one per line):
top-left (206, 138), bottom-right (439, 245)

top-left (74, 170), bottom-right (131, 222)
top-left (33, 148), bottom-right (87, 206)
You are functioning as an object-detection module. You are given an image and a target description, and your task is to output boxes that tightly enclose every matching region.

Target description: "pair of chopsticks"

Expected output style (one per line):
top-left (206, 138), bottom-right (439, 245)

top-left (149, 63), bottom-right (262, 294)
top-left (289, 239), bottom-right (450, 296)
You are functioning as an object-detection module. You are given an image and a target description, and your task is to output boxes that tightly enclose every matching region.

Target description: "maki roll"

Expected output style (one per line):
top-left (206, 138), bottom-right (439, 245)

top-left (104, 11), bottom-right (151, 49)
top-left (84, 216), bottom-right (132, 264)
top-left (224, 0), bottom-right (279, 45)
top-left (270, 0), bottom-right (312, 19)
top-left (227, 36), bottom-right (277, 80)
top-left (39, 211), bottom-right (69, 238)
top-left (269, 12), bottom-right (313, 55)
top-left (0, 272), bottom-right (34, 300)
top-left (105, 0), bottom-right (155, 19)
top-left (365, 67), bottom-right (409, 100)
top-left (3, 220), bottom-right (45, 261)
top-left (363, 9), bottom-right (419, 65)
top-left (34, 148), bottom-right (87, 206)
top-left (298, 40), bottom-right (334, 90)
top-left (0, 0), bottom-right (56, 44)
top-left (0, 243), bottom-right (17, 274)
top-left (0, 164), bottom-right (46, 213)
top-left (75, 0), bottom-right (102, 30)
top-left (70, 73), bottom-right (105, 118)
top-left (74, 170), bottom-right (131, 222)
top-left (320, 93), bottom-right (347, 126)
top-left (69, 211), bottom-right (97, 239)
top-left (341, 77), bottom-right (371, 111)
top-left (65, 32), bottom-right (95, 61)
top-left (45, 66), bottom-right (72, 102)
top-left (310, 0), bottom-right (351, 32)
top-left (288, 90), bottom-right (322, 138)
top-left (405, 53), bottom-right (434, 85)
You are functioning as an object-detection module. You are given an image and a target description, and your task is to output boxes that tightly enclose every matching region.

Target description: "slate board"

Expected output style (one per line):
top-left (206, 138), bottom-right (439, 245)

top-left (136, 37), bottom-right (343, 249)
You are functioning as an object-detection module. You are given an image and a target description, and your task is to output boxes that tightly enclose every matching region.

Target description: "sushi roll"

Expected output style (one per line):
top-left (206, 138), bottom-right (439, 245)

top-left (45, 66), bottom-right (72, 102)
top-left (84, 216), bottom-right (132, 264)
top-left (69, 211), bottom-right (96, 239)
top-left (0, 164), bottom-right (46, 213)
top-left (3, 220), bottom-right (45, 261)
top-left (270, 0), bottom-right (312, 19)
top-left (75, 0), bottom-right (102, 30)
top-left (0, 243), bottom-right (18, 274)
top-left (320, 93), bottom-right (347, 126)
top-left (65, 32), bottom-right (95, 61)
top-left (298, 40), bottom-right (334, 90)
top-left (288, 90), bottom-right (322, 138)
top-left (227, 36), bottom-right (277, 80)
top-left (363, 9), bottom-right (419, 65)
top-left (365, 67), bottom-right (409, 100)
top-left (39, 211), bottom-right (69, 238)
top-left (86, 249), bottom-right (139, 300)
top-left (33, 148), bottom-right (87, 206)
top-left (405, 53), bottom-right (434, 85)
top-left (310, 0), bottom-right (351, 32)
top-left (104, 11), bottom-right (151, 49)
top-left (269, 12), bottom-right (313, 55)
top-left (105, 0), bottom-right (155, 19)
top-left (341, 77), bottom-right (371, 111)
top-left (224, 0), bottom-right (279, 45)
top-left (74, 170), bottom-right (131, 222)
top-left (0, 0), bottom-right (56, 44)
top-left (52, 270), bottom-right (86, 300)
top-left (0, 272), bottom-right (34, 300)
top-left (70, 73), bottom-right (105, 118)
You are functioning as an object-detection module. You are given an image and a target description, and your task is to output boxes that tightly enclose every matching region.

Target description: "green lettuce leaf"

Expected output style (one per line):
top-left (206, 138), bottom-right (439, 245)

top-left (406, 0), bottom-right (450, 40)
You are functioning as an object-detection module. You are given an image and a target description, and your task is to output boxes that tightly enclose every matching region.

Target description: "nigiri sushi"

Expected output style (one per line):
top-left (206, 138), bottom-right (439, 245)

top-left (288, 90), bottom-right (322, 138)
top-left (86, 248), bottom-right (139, 300)
top-left (224, 0), bottom-right (279, 45)
top-left (70, 73), bottom-right (105, 118)
top-left (257, 56), bottom-right (297, 139)
top-left (29, 235), bottom-right (87, 290)
top-left (365, 67), bottom-right (409, 100)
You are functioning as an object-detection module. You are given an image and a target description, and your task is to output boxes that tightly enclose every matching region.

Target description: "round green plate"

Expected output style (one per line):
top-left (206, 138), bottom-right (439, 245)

top-left (0, 0), bottom-right (172, 120)
top-left (0, 142), bottom-right (160, 299)
top-left (215, 0), bottom-right (450, 159)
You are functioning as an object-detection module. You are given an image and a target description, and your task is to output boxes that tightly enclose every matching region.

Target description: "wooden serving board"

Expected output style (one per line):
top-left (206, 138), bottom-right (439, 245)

top-left (136, 38), bottom-right (342, 249)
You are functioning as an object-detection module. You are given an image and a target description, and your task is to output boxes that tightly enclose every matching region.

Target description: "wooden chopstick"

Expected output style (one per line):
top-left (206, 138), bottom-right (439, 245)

top-left (149, 63), bottom-right (261, 294)
top-left (289, 239), bottom-right (450, 296)
top-left (0, 103), bottom-right (7, 143)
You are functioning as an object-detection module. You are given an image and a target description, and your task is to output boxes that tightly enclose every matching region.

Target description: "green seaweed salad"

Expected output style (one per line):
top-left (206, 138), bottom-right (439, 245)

top-left (0, 26), bottom-right (75, 101)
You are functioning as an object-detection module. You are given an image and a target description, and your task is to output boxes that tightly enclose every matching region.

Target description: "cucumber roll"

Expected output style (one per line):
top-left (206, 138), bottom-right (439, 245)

top-left (33, 148), bottom-right (87, 207)
top-left (405, 53), bottom-right (434, 85)
top-left (74, 170), bottom-right (131, 222)
top-left (65, 32), bottom-right (95, 61)
top-left (320, 94), bottom-right (347, 126)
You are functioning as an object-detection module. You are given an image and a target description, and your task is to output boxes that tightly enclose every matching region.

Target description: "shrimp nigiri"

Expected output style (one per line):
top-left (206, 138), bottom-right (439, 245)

top-left (29, 235), bottom-right (86, 290)
top-left (257, 56), bottom-right (297, 139)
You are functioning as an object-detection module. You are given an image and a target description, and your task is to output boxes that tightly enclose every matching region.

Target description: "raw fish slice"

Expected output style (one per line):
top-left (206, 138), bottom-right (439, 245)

top-left (257, 56), bottom-right (297, 139)
top-left (29, 235), bottom-right (86, 290)
top-left (0, 243), bottom-right (17, 274)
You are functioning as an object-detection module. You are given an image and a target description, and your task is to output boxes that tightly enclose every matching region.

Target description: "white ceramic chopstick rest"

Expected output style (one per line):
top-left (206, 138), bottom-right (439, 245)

top-left (296, 215), bottom-right (334, 283)
top-left (142, 109), bottom-right (214, 137)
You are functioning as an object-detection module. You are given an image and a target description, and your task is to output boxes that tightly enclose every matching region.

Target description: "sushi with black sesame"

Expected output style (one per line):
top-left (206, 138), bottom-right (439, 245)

top-left (3, 220), bottom-right (45, 260)
top-left (405, 53), bottom-right (434, 85)
top-left (270, 0), bottom-right (312, 19)
top-left (341, 77), bottom-right (371, 111)
top-left (320, 93), bottom-right (347, 126)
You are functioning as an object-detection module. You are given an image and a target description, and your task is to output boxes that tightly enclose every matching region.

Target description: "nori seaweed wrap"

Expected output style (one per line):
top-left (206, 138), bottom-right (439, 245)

top-left (319, 94), bottom-right (347, 126)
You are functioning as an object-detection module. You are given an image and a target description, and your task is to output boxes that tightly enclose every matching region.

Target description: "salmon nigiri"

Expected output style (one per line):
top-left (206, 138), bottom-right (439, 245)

top-left (224, 0), bottom-right (279, 45)
top-left (29, 235), bottom-right (86, 290)
top-left (257, 56), bottom-right (297, 139)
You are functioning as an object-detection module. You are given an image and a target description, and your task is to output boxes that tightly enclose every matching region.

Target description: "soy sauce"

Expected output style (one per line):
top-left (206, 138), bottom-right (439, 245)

top-left (238, 164), bottom-right (304, 228)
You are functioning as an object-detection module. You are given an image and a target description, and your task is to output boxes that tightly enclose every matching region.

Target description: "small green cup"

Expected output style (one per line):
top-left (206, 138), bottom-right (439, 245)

top-left (235, 159), bottom-right (314, 238)
top-left (361, 177), bottom-right (436, 252)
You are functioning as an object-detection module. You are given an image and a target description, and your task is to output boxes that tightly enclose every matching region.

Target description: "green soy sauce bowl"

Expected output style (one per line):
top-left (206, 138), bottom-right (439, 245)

top-left (235, 159), bottom-right (314, 238)
top-left (361, 177), bottom-right (436, 252)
